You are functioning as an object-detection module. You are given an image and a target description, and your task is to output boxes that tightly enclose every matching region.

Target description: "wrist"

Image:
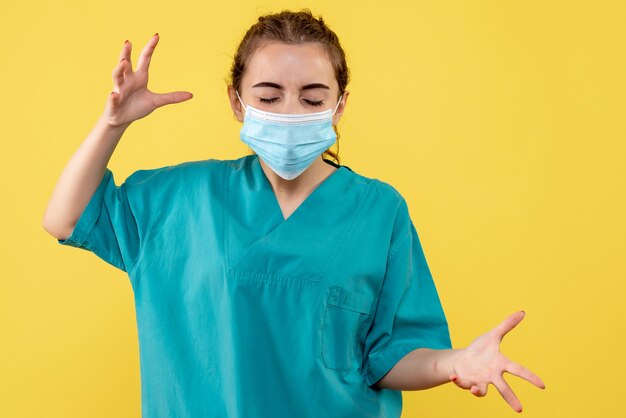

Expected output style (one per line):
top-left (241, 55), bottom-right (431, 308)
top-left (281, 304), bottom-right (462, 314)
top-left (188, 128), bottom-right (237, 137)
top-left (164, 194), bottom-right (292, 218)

top-left (97, 114), bottom-right (131, 132)
top-left (435, 347), bottom-right (465, 379)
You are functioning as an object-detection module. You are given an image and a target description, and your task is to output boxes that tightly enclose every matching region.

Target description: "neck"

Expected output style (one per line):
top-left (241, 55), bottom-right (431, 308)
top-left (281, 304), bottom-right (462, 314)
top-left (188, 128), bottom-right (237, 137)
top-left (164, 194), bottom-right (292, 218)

top-left (258, 155), bottom-right (336, 195)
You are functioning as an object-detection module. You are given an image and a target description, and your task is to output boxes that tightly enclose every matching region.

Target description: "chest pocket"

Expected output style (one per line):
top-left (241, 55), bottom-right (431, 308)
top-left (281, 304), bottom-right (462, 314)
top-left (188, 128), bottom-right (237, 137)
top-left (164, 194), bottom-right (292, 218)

top-left (321, 285), bottom-right (379, 371)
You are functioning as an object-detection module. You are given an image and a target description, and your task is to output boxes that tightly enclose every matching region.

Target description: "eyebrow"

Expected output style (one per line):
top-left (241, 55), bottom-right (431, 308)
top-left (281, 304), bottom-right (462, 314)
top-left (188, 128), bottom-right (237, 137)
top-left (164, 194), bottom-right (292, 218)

top-left (252, 82), bottom-right (330, 90)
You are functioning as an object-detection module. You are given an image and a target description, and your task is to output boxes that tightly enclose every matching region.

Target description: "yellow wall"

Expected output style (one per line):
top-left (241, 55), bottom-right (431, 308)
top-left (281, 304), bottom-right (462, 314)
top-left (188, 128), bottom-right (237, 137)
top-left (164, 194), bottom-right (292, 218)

top-left (1, 1), bottom-right (624, 417)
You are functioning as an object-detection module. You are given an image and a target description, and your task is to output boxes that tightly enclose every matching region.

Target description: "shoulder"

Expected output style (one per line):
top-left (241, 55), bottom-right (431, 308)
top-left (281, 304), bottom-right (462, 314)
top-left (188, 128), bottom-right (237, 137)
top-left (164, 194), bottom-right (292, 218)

top-left (122, 155), bottom-right (251, 188)
top-left (343, 166), bottom-right (408, 214)
top-left (124, 158), bottom-right (223, 183)
top-left (368, 177), bottom-right (412, 238)
top-left (345, 167), bottom-right (414, 250)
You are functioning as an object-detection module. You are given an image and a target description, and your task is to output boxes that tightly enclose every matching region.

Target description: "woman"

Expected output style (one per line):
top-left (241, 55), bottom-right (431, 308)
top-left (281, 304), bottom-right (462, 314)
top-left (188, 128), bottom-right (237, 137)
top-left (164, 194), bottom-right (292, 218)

top-left (43, 9), bottom-right (544, 418)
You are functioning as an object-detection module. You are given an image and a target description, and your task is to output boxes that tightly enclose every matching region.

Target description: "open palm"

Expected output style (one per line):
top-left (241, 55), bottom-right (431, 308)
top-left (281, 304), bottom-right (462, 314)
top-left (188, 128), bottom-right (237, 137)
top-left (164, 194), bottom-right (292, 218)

top-left (449, 311), bottom-right (545, 413)
top-left (104, 34), bottom-right (193, 128)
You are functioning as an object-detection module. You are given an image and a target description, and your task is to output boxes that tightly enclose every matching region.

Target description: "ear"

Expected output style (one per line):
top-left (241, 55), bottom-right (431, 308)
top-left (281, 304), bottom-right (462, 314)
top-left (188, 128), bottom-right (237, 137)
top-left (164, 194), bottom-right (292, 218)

top-left (227, 85), bottom-right (245, 122)
top-left (332, 90), bottom-right (350, 126)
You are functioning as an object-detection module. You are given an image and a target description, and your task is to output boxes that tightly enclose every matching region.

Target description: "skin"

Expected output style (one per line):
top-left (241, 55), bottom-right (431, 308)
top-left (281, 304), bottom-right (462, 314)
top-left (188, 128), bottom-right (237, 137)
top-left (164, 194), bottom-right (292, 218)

top-left (226, 41), bottom-right (350, 220)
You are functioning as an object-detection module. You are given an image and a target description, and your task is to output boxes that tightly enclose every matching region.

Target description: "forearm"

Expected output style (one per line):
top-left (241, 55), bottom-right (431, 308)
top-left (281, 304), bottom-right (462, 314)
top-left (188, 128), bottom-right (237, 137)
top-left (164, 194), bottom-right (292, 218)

top-left (42, 115), bottom-right (129, 238)
top-left (373, 347), bottom-right (464, 391)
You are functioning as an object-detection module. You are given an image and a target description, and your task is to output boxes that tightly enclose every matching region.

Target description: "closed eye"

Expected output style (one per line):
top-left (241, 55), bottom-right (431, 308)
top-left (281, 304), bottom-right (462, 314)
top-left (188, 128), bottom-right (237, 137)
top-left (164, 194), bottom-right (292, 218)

top-left (258, 98), bottom-right (324, 106)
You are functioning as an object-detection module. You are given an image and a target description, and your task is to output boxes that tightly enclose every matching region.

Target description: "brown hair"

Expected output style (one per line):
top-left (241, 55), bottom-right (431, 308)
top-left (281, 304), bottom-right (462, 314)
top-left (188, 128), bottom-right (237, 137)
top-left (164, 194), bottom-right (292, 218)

top-left (227, 8), bottom-right (350, 165)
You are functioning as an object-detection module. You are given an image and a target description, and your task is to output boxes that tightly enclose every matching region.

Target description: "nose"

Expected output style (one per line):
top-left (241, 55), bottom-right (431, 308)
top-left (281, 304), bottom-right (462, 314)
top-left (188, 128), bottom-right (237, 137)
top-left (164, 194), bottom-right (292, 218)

top-left (280, 94), bottom-right (309, 114)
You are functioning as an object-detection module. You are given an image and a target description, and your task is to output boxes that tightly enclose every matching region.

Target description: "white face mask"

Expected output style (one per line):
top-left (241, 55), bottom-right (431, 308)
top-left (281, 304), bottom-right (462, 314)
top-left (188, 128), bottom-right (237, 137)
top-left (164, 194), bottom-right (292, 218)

top-left (236, 90), bottom-right (342, 180)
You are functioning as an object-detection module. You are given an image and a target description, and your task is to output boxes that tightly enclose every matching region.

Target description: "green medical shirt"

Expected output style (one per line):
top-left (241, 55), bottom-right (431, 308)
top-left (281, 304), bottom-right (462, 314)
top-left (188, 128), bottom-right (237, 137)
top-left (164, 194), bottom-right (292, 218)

top-left (57, 153), bottom-right (452, 417)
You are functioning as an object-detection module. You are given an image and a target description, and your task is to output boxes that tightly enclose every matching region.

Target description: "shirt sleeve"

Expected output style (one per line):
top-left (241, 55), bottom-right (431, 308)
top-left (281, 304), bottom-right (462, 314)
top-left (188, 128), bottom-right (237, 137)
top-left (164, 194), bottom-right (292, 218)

top-left (362, 198), bottom-right (452, 388)
top-left (57, 167), bottom-right (148, 273)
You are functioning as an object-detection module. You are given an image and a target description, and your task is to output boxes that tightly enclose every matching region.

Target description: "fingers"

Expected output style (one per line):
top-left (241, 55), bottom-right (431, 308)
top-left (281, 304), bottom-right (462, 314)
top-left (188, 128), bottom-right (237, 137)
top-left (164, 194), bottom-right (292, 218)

top-left (451, 374), bottom-right (488, 397)
top-left (152, 91), bottom-right (194, 108)
top-left (493, 375), bottom-right (523, 413)
top-left (118, 40), bottom-right (130, 62)
top-left (470, 383), bottom-right (488, 397)
top-left (110, 90), bottom-right (119, 107)
top-left (112, 58), bottom-right (127, 94)
top-left (112, 40), bottom-right (133, 94)
top-left (136, 33), bottom-right (160, 73)
top-left (450, 374), bottom-right (473, 390)
top-left (118, 40), bottom-right (133, 76)
top-left (506, 362), bottom-right (546, 389)
top-left (493, 310), bottom-right (525, 341)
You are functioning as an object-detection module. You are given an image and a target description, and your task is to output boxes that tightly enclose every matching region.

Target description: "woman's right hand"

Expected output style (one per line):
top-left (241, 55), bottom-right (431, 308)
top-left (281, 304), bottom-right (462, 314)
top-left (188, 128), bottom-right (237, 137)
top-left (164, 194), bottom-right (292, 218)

top-left (103, 34), bottom-right (193, 128)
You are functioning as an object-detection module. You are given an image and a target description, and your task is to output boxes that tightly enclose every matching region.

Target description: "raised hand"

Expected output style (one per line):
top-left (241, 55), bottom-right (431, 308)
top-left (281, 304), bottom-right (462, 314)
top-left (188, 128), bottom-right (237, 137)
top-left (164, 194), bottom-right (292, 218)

top-left (103, 34), bottom-right (193, 128)
top-left (449, 311), bottom-right (545, 413)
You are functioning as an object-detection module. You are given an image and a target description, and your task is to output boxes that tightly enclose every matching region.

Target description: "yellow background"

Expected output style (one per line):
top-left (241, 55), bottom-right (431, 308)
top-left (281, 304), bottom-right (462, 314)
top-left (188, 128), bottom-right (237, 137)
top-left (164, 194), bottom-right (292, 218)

top-left (1, 1), bottom-right (624, 417)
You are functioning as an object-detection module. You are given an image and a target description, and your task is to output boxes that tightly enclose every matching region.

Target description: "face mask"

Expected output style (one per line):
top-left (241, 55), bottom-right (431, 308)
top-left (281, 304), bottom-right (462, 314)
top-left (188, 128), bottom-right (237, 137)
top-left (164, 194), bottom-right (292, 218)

top-left (236, 90), bottom-right (343, 180)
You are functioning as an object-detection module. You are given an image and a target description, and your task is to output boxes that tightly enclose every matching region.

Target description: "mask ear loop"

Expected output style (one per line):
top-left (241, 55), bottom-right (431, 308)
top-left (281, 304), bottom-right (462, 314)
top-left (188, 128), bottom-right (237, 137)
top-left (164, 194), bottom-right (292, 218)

top-left (332, 94), bottom-right (343, 117)
top-left (235, 90), bottom-right (247, 114)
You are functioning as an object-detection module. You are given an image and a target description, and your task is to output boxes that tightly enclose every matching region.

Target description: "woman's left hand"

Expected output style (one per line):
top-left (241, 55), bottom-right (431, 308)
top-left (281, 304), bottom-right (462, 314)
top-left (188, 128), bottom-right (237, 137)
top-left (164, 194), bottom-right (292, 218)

top-left (449, 311), bottom-right (546, 413)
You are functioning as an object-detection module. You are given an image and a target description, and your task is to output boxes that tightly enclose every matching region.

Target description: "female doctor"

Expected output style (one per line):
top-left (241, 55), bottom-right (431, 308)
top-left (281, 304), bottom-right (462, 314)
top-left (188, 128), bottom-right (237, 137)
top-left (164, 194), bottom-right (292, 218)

top-left (43, 9), bottom-right (545, 418)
